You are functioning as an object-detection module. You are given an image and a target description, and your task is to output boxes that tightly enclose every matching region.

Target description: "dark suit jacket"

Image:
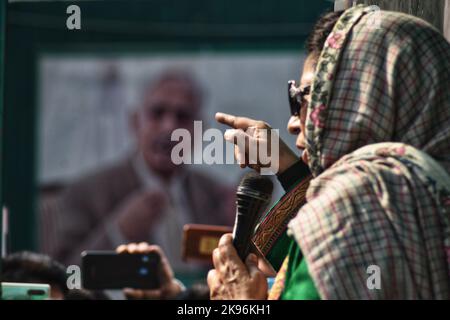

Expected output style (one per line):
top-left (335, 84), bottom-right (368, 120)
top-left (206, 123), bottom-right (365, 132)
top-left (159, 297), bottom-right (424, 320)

top-left (40, 157), bottom-right (235, 265)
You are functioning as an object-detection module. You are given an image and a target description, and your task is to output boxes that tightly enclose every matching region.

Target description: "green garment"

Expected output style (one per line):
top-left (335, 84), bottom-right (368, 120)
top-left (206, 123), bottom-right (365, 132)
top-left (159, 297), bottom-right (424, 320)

top-left (264, 230), bottom-right (320, 299)
top-left (280, 239), bottom-right (320, 300)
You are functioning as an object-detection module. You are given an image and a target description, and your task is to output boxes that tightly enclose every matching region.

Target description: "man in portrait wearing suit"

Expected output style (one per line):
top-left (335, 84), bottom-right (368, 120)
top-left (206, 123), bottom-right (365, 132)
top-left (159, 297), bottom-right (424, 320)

top-left (43, 70), bottom-right (234, 271)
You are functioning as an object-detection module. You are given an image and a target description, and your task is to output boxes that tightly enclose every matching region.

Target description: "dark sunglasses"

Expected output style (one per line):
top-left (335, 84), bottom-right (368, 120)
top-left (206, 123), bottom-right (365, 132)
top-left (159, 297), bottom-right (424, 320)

top-left (288, 80), bottom-right (311, 117)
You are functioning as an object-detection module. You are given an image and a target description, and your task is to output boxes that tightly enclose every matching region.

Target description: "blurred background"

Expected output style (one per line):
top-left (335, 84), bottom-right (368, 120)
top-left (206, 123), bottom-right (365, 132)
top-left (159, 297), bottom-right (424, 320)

top-left (3, 0), bottom-right (332, 255)
top-left (0, 0), bottom-right (448, 290)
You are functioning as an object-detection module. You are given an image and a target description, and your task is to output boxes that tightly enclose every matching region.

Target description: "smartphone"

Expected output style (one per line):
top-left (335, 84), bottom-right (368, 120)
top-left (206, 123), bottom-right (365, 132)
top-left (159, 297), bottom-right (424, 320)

top-left (81, 250), bottom-right (161, 290)
top-left (1, 282), bottom-right (50, 300)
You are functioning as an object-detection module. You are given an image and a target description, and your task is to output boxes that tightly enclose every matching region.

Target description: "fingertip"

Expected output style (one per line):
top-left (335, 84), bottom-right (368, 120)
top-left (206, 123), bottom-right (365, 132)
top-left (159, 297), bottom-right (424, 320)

top-left (207, 269), bottom-right (219, 288)
top-left (212, 247), bottom-right (220, 260)
top-left (219, 233), bottom-right (233, 246)
top-left (215, 112), bottom-right (223, 119)
top-left (137, 242), bottom-right (149, 252)
top-left (215, 112), bottom-right (229, 122)
top-left (116, 245), bottom-right (127, 253)
top-left (128, 243), bottom-right (138, 253)
top-left (207, 269), bottom-right (216, 282)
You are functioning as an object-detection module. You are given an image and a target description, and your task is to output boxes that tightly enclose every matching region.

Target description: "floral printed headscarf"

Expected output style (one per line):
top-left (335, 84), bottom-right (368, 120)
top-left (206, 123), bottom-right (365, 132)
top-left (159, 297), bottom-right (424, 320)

top-left (306, 5), bottom-right (450, 177)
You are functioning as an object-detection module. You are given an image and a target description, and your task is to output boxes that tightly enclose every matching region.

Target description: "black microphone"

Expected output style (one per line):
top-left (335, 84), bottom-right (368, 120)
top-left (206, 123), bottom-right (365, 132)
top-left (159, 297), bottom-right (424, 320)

top-left (232, 172), bottom-right (273, 261)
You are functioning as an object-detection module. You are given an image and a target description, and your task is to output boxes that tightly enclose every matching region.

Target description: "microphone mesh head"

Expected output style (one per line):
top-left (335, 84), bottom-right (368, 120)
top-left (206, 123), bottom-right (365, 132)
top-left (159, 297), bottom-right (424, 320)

top-left (238, 172), bottom-right (273, 196)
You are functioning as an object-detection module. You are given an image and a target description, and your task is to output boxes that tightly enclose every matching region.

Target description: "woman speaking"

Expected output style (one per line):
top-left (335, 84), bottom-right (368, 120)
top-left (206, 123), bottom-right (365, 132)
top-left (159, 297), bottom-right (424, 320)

top-left (208, 5), bottom-right (450, 300)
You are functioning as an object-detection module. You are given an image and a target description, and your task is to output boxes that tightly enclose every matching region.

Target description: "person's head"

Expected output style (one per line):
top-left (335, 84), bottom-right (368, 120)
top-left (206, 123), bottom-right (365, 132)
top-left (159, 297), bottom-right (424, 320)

top-left (1, 251), bottom-right (68, 299)
top-left (287, 11), bottom-right (344, 163)
top-left (290, 6), bottom-right (450, 176)
top-left (131, 69), bottom-right (203, 179)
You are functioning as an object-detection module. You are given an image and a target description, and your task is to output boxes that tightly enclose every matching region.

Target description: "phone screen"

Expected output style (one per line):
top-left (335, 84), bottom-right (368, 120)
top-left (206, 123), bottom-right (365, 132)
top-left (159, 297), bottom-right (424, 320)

top-left (81, 251), bottom-right (161, 290)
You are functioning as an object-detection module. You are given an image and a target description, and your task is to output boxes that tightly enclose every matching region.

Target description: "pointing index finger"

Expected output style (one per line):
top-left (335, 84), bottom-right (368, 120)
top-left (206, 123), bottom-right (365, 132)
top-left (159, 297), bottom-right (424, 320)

top-left (215, 112), bottom-right (261, 130)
